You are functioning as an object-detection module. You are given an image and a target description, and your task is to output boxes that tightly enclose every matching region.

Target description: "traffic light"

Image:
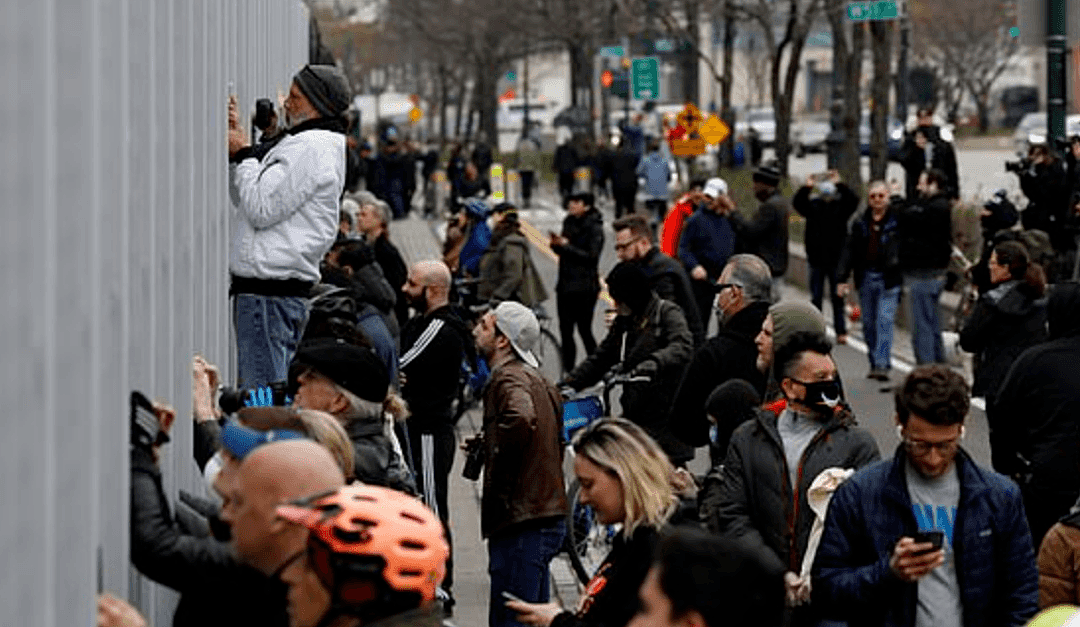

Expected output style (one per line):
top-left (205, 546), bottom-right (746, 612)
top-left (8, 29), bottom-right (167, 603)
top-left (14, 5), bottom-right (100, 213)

top-left (609, 69), bottom-right (629, 99)
top-left (601, 70), bottom-right (614, 88)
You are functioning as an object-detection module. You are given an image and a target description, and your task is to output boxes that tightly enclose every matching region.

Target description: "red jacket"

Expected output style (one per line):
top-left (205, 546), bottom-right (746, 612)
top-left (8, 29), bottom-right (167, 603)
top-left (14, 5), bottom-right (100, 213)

top-left (660, 194), bottom-right (695, 257)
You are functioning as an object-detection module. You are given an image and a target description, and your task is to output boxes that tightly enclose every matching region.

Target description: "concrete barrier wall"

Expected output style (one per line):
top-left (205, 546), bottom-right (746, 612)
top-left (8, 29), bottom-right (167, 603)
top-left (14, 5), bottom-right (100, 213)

top-left (0, 2), bottom-right (308, 625)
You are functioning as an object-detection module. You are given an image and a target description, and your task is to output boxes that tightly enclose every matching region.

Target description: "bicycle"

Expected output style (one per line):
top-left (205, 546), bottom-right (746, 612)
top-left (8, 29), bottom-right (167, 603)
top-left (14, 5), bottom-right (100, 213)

top-left (558, 373), bottom-right (649, 584)
top-left (531, 304), bottom-right (565, 385)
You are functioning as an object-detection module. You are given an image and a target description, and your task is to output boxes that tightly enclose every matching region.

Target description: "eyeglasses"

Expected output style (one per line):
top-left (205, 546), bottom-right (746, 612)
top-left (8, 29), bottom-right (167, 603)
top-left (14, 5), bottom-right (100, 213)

top-left (902, 437), bottom-right (959, 457)
top-left (614, 237), bottom-right (642, 252)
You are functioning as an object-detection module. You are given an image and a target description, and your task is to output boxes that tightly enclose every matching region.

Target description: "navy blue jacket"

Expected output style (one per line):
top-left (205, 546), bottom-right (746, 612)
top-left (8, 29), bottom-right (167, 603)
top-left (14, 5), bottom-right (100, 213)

top-left (812, 448), bottom-right (1038, 627)
top-left (678, 209), bottom-right (736, 280)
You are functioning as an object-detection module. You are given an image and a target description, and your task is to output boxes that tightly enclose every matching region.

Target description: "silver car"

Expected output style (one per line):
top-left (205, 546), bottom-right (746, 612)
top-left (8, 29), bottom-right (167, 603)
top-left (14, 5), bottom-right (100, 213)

top-left (1013, 112), bottom-right (1046, 155)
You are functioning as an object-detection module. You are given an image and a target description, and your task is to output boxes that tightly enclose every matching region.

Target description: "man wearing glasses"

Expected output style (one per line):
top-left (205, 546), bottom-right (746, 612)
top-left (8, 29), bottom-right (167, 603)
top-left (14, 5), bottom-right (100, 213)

top-left (813, 365), bottom-right (1038, 627)
top-left (837, 180), bottom-right (903, 383)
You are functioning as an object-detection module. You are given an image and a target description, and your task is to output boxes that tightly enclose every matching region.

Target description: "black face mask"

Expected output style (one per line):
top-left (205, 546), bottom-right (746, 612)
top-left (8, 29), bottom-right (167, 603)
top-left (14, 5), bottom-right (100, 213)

top-left (792, 379), bottom-right (841, 411)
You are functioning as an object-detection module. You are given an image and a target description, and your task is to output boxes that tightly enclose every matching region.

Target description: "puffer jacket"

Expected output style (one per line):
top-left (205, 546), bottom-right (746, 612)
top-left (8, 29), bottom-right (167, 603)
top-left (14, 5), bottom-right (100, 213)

top-left (812, 448), bottom-right (1039, 627)
top-left (959, 280), bottom-right (1047, 400)
top-left (478, 223), bottom-right (549, 307)
top-left (702, 404), bottom-right (880, 579)
top-left (345, 418), bottom-right (417, 495)
top-left (553, 207), bottom-right (604, 294)
top-left (564, 295), bottom-right (695, 464)
top-left (229, 117), bottom-right (344, 283)
top-left (1038, 508), bottom-right (1080, 608)
top-left (481, 359), bottom-right (568, 538)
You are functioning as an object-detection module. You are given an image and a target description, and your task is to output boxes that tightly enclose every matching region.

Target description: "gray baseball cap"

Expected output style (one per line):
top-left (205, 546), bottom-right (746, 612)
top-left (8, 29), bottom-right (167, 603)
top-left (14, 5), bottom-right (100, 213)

top-left (492, 302), bottom-right (540, 369)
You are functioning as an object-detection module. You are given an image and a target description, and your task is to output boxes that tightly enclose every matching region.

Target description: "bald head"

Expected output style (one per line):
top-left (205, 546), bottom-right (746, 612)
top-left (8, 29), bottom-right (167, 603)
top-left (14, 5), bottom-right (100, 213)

top-left (404, 260), bottom-right (451, 313)
top-left (222, 440), bottom-right (346, 575)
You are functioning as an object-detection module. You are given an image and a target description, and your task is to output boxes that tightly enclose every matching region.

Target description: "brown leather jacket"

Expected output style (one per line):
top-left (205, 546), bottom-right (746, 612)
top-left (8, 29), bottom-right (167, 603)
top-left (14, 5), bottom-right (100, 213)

top-left (1038, 512), bottom-right (1080, 608)
top-left (481, 359), bottom-right (568, 538)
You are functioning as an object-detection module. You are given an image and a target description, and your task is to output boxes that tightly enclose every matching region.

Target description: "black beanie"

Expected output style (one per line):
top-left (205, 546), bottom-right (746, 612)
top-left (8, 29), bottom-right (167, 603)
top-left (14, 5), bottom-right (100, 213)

top-left (606, 262), bottom-right (652, 314)
top-left (293, 64), bottom-right (351, 118)
top-left (290, 337), bottom-right (389, 403)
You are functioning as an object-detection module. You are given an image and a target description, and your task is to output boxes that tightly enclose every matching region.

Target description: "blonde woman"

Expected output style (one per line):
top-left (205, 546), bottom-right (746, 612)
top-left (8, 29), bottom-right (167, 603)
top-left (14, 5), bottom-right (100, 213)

top-left (508, 418), bottom-right (679, 627)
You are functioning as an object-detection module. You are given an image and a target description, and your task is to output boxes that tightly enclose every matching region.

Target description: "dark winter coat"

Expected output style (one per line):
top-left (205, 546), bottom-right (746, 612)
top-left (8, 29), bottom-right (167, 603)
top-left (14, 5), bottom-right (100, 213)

top-left (900, 133), bottom-right (959, 199)
top-left (553, 208), bottom-right (604, 294)
top-left (372, 236), bottom-right (409, 325)
top-left (610, 148), bottom-right (640, 193)
top-left (701, 405), bottom-right (880, 579)
top-left (792, 183), bottom-right (860, 269)
top-left (345, 418), bottom-right (417, 495)
top-left (550, 525), bottom-right (661, 627)
top-left (1019, 160), bottom-right (1071, 249)
top-left (638, 247), bottom-right (705, 345)
top-left (959, 280), bottom-right (1047, 400)
top-left (897, 192), bottom-right (952, 272)
top-left (812, 448), bottom-right (1039, 627)
top-left (837, 202), bottom-right (903, 290)
top-left (731, 191), bottom-right (791, 277)
top-left (130, 447), bottom-right (289, 627)
top-left (678, 209), bottom-right (736, 279)
top-left (988, 285), bottom-right (1080, 490)
top-left (668, 301), bottom-right (771, 449)
top-left (565, 295), bottom-right (695, 464)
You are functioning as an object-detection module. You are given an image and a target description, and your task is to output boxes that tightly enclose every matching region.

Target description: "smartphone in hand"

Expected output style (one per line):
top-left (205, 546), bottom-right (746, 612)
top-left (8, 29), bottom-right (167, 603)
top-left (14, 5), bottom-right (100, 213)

top-left (502, 591), bottom-right (525, 604)
top-left (911, 530), bottom-right (944, 555)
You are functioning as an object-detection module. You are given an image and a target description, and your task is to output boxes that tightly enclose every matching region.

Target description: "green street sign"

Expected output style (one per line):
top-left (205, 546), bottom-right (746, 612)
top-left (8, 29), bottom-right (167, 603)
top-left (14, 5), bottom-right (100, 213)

top-left (654, 38), bottom-right (675, 53)
top-left (847, 0), bottom-right (899, 21)
top-left (599, 46), bottom-right (625, 58)
top-left (631, 56), bottom-right (660, 100)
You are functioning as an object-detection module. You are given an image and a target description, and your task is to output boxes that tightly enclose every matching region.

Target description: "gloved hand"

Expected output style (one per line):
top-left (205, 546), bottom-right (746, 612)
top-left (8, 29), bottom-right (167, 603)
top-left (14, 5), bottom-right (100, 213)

top-left (631, 359), bottom-right (659, 378)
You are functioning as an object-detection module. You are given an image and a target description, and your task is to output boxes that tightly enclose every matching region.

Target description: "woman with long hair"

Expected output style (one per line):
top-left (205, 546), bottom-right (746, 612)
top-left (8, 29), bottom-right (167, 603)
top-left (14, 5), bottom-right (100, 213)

top-left (506, 418), bottom-right (679, 627)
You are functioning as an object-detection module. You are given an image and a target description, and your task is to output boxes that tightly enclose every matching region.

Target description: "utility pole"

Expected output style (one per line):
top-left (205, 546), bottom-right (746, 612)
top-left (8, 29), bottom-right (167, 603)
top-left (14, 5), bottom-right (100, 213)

top-left (1047, 0), bottom-right (1067, 145)
top-left (522, 37), bottom-right (531, 140)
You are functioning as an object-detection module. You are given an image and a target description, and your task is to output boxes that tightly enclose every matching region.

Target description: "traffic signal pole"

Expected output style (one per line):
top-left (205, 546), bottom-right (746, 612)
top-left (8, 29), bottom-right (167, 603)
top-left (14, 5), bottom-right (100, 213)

top-left (1047, 0), bottom-right (1067, 144)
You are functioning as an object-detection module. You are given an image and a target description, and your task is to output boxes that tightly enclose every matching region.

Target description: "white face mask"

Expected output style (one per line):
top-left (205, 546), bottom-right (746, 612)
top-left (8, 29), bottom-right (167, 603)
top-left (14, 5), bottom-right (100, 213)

top-left (203, 451), bottom-right (225, 501)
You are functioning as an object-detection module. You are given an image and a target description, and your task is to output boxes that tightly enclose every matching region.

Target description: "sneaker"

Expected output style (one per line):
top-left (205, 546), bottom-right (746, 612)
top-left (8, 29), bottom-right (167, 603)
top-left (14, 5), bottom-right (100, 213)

top-left (867, 368), bottom-right (890, 381)
top-left (837, 334), bottom-right (848, 345)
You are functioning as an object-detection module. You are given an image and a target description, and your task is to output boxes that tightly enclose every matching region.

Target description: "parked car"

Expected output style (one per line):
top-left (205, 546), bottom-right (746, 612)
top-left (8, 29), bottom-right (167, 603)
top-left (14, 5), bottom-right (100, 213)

top-left (792, 117), bottom-right (830, 157)
top-left (734, 107), bottom-right (778, 148)
top-left (860, 114), bottom-right (904, 160)
top-left (1012, 112), bottom-right (1047, 155)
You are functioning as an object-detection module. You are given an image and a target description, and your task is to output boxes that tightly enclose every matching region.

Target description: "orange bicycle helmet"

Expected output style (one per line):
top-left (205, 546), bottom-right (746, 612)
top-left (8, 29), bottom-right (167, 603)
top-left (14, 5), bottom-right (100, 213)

top-left (277, 484), bottom-right (449, 615)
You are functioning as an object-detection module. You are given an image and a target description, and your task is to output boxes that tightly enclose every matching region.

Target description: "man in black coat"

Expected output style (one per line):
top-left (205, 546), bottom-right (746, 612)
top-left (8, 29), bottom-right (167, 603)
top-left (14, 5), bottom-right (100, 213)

top-left (727, 164), bottom-right (791, 298)
top-left (989, 282), bottom-right (1080, 547)
top-left (669, 253), bottom-right (773, 457)
top-left (550, 191), bottom-right (604, 368)
top-left (613, 214), bottom-right (705, 344)
top-left (793, 169), bottom-right (859, 343)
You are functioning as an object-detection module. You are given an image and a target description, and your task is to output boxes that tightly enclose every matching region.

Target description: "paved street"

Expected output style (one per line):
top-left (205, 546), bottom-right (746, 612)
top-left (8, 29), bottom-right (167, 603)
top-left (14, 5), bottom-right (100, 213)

top-left (390, 159), bottom-right (996, 625)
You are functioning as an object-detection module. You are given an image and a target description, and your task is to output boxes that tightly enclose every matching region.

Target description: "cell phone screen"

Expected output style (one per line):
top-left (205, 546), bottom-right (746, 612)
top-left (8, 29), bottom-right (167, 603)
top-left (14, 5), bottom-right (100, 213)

top-left (912, 530), bottom-right (944, 553)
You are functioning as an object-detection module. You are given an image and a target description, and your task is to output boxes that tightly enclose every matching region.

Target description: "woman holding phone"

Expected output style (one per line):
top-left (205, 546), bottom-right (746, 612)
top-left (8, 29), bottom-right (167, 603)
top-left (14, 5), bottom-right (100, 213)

top-left (506, 418), bottom-right (681, 627)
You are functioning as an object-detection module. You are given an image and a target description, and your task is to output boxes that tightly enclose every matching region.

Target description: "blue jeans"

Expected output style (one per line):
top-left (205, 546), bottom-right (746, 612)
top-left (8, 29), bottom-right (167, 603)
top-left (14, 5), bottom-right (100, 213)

top-left (859, 271), bottom-right (901, 371)
top-left (905, 271), bottom-right (946, 364)
top-left (233, 294), bottom-right (309, 388)
top-left (810, 264), bottom-right (847, 335)
top-left (488, 518), bottom-right (566, 627)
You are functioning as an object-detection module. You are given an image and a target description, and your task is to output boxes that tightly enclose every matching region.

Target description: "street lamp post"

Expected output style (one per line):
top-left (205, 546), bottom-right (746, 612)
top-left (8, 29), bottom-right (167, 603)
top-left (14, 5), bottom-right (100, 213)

top-left (1047, 0), bottom-right (1067, 145)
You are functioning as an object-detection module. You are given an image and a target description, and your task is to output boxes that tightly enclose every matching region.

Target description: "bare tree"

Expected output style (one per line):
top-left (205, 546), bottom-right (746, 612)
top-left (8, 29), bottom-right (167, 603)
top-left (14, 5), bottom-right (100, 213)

top-left (824, 0), bottom-right (864, 188)
top-left (911, 0), bottom-right (1018, 130)
top-left (868, 20), bottom-right (892, 180)
top-left (743, 0), bottom-right (824, 174)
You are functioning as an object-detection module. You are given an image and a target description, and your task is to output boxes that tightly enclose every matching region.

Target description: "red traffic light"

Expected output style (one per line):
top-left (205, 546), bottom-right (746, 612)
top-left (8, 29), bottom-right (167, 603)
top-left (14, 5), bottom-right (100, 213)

top-left (601, 70), bottom-right (614, 88)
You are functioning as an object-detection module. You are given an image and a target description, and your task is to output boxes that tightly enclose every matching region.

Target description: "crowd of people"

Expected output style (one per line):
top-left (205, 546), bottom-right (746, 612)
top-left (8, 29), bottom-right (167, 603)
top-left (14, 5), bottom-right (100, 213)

top-left (97, 64), bottom-right (1080, 627)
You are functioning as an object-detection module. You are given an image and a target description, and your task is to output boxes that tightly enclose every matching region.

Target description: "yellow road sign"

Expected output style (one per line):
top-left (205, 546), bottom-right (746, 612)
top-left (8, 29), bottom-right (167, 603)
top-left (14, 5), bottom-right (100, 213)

top-left (699, 114), bottom-right (730, 145)
top-left (408, 107), bottom-right (423, 123)
top-left (676, 103), bottom-right (704, 133)
top-left (671, 137), bottom-right (707, 157)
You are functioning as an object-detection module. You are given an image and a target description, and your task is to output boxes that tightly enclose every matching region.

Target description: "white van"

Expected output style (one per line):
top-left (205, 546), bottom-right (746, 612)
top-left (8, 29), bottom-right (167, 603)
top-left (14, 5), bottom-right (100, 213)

top-left (497, 98), bottom-right (560, 132)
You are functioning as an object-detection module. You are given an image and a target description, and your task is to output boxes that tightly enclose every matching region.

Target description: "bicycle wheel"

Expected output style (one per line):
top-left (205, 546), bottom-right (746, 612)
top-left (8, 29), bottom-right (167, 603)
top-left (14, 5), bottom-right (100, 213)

top-left (563, 479), bottom-right (616, 585)
top-left (535, 327), bottom-right (565, 384)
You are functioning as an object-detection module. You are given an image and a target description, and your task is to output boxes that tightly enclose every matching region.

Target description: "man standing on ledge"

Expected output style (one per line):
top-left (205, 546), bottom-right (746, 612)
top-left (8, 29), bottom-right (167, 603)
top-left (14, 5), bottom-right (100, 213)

top-left (227, 64), bottom-right (350, 387)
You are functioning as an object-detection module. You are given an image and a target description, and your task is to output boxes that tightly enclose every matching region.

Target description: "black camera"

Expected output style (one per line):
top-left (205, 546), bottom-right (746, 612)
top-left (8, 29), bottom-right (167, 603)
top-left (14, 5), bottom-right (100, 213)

top-left (253, 98), bottom-right (276, 131)
top-left (218, 381), bottom-right (292, 415)
top-left (1004, 158), bottom-right (1031, 174)
top-left (131, 391), bottom-right (170, 449)
top-left (462, 435), bottom-right (486, 481)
